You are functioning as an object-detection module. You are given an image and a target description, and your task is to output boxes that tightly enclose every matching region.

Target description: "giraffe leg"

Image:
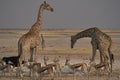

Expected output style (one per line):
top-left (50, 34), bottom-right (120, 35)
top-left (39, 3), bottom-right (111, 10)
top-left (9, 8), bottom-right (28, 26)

top-left (30, 48), bottom-right (34, 62)
top-left (103, 51), bottom-right (112, 74)
top-left (91, 44), bottom-right (97, 63)
top-left (34, 46), bottom-right (39, 62)
top-left (103, 51), bottom-right (109, 63)
top-left (100, 50), bottom-right (109, 65)
top-left (19, 57), bottom-right (23, 78)
top-left (99, 49), bottom-right (104, 64)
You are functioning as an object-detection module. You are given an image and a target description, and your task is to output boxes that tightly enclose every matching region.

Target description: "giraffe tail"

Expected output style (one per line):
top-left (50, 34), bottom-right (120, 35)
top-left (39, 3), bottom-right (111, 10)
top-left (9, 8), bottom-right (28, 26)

top-left (108, 47), bottom-right (114, 73)
top-left (18, 42), bottom-right (22, 58)
top-left (110, 53), bottom-right (114, 63)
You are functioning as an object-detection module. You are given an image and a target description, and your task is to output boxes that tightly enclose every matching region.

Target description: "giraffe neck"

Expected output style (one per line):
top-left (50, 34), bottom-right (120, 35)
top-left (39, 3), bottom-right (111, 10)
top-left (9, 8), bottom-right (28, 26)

top-left (29, 4), bottom-right (44, 34)
top-left (75, 31), bottom-right (92, 39)
top-left (37, 4), bottom-right (44, 25)
top-left (74, 28), bottom-right (96, 40)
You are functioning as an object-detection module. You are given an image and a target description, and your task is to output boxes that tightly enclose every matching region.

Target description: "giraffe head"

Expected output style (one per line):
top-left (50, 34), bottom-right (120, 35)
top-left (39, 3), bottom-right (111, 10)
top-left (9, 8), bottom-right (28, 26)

top-left (43, 1), bottom-right (54, 12)
top-left (71, 35), bottom-right (76, 48)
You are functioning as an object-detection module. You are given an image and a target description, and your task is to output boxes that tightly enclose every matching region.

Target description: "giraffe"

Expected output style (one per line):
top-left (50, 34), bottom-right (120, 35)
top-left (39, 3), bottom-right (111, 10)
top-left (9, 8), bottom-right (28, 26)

top-left (18, 1), bottom-right (53, 77)
top-left (71, 27), bottom-right (114, 72)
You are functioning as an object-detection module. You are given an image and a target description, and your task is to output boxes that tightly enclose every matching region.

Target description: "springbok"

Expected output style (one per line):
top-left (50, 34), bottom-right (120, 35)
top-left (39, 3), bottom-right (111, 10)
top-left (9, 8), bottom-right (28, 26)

top-left (61, 56), bottom-right (88, 74)
top-left (88, 61), bottom-right (111, 76)
top-left (44, 56), bottom-right (62, 79)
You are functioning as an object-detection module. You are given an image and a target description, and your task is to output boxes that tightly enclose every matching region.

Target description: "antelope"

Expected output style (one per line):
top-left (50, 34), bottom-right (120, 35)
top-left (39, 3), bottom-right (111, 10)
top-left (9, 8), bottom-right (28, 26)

top-left (44, 56), bottom-right (62, 79)
top-left (53, 57), bottom-right (61, 78)
top-left (88, 61), bottom-right (111, 76)
top-left (31, 61), bottom-right (55, 80)
top-left (0, 60), bottom-right (13, 77)
top-left (64, 56), bottom-right (88, 74)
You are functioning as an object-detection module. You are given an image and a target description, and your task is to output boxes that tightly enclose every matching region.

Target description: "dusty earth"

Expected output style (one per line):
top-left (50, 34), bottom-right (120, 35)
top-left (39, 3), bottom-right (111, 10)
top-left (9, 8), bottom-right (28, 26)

top-left (0, 29), bottom-right (120, 80)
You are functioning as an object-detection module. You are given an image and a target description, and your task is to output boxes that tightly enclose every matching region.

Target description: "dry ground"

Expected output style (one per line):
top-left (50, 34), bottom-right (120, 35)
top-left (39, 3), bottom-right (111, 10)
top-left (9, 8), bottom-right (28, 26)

top-left (0, 29), bottom-right (120, 80)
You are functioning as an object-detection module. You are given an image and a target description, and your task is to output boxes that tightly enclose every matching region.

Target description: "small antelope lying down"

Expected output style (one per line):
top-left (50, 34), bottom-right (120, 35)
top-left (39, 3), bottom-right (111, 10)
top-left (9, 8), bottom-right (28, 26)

top-left (88, 61), bottom-right (111, 75)
top-left (61, 56), bottom-right (88, 74)
top-left (1, 55), bottom-right (27, 77)
top-left (2, 60), bottom-right (54, 79)
top-left (28, 62), bottom-right (55, 80)
top-left (0, 57), bottom-right (55, 79)
top-left (0, 59), bottom-right (14, 77)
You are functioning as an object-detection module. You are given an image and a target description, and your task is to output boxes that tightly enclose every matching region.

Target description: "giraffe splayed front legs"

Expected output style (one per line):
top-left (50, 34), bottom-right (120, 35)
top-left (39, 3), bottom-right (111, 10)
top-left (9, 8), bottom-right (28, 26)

top-left (71, 27), bottom-right (114, 73)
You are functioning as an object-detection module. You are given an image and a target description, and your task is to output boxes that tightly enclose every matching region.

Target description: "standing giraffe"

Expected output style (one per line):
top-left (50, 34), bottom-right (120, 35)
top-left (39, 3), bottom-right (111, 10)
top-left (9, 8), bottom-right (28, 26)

top-left (18, 1), bottom-right (53, 77)
top-left (71, 27), bottom-right (114, 72)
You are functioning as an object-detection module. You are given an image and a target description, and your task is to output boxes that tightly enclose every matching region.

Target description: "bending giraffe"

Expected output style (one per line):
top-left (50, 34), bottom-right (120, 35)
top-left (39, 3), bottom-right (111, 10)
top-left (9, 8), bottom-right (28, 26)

top-left (71, 27), bottom-right (114, 72)
top-left (18, 1), bottom-right (53, 77)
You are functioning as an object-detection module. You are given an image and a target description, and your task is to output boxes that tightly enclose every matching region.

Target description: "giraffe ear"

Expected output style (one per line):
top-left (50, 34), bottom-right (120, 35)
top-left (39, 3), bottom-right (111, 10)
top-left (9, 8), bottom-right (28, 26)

top-left (44, 1), bottom-right (46, 4)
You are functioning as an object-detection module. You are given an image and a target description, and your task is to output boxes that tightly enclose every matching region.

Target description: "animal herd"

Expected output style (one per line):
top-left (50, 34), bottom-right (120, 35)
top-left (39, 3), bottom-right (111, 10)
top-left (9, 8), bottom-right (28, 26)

top-left (0, 1), bottom-right (114, 80)
top-left (0, 55), bottom-right (112, 80)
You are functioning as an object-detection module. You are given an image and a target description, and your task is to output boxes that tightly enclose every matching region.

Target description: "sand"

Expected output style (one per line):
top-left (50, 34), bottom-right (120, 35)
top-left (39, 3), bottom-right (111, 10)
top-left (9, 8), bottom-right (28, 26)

top-left (0, 29), bottom-right (120, 80)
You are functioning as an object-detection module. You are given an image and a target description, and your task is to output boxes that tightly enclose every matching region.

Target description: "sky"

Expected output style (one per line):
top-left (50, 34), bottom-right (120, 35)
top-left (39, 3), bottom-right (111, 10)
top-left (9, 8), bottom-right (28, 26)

top-left (0, 0), bottom-right (120, 29)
